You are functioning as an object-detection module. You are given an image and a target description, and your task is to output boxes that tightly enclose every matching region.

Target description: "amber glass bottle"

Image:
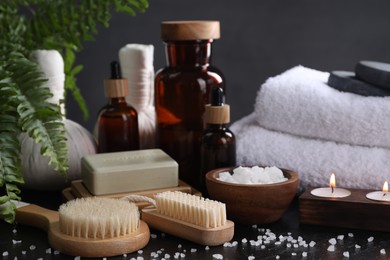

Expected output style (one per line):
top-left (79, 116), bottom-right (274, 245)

top-left (97, 61), bottom-right (139, 153)
top-left (155, 21), bottom-right (225, 189)
top-left (200, 87), bottom-right (236, 195)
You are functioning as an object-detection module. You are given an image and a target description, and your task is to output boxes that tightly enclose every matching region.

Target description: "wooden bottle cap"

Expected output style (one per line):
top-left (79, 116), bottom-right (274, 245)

top-left (204, 104), bottom-right (230, 125)
top-left (161, 21), bottom-right (220, 41)
top-left (104, 79), bottom-right (128, 98)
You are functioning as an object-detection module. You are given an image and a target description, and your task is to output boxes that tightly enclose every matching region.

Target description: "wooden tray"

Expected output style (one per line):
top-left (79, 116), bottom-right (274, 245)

top-left (62, 180), bottom-right (201, 208)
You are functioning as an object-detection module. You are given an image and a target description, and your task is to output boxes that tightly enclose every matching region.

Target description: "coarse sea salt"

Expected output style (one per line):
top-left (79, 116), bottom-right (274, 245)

top-left (217, 166), bottom-right (287, 184)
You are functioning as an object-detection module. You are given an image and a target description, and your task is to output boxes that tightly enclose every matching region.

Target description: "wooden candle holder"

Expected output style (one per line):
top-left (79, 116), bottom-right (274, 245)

top-left (299, 188), bottom-right (390, 232)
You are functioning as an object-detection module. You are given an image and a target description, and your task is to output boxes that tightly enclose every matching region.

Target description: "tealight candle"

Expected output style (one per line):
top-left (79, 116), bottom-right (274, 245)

top-left (311, 173), bottom-right (351, 198)
top-left (366, 181), bottom-right (390, 202)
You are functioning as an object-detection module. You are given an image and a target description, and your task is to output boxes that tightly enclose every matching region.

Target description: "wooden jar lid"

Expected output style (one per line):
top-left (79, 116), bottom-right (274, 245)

top-left (161, 21), bottom-right (220, 41)
top-left (104, 79), bottom-right (128, 98)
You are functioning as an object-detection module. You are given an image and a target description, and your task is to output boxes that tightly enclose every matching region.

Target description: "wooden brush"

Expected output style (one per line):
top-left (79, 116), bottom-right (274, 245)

top-left (140, 191), bottom-right (234, 246)
top-left (14, 197), bottom-right (149, 257)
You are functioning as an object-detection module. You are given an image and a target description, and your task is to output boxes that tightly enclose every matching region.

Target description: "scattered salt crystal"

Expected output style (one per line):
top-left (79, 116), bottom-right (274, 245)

top-left (275, 255), bottom-right (280, 259)
top-left (12, 239), bottom-right (21, 244)
top-left (293, 244), bottom-right (298, 248)
top-left (355, 244), bottom-right (361, 249)
top-left (291, 252), bottom-right (297, 256)
top-left (46, 248), bottom-right (52, 254)
top-left (178, 244), bottom-right (182, 248)
top-left (180, 253), bottom-right (185, 258)
top-left (275, 241), bottom-right (281, 245)
top-left (138, 250), bottom-right (143, 254)
top-left (157, 250), bottom-right (163, 254)
top-left (136, 257), bottom-right (144, 260)
top-left (286, 243), bottom-right (291, 248)
top-left (2, 251), bottom-right (8, 256)
top-left (263, 240), bottom-right (270, 245)
top-left (190, 248), bottom-right (197, 253)
top-left (74, 257), bottom-right (81, 260)
top-left (248, 256), bottom-right (255, 260)
top-left (287, 232), bottom-right (292, 235)
top-left (212, 254), bottom-right (223, 259)
top-left (367, 236), bottom-right (374, 242)
top-left (343, 251), bottom-right (350, 258)
top-left (103, 258), bottom-right (107, 260)
top-left (12, 229), bottom-right (17, 233)
top-left (348, 233), bottom-right (354, 237)
top-left (287, 236), bottom-right (293, 242)
top-left (328, 238), bottom-right (337, 245)
top-left (380, 249), bottom-right (386, 255)
top-left (21, 251), bottom-right (27, 255)
top-left (302, 252), bottom-right (308, 258)
top-left (150, 234), bottom-right (158, 239)
top-left (252, 224), bottom-right (258, 228)
top-left (29, 245), bottom-right (36, 250)
top-left (337, 235), bottom-right (344, 240)
top-left (165, 253), bottom-right (170, 258)
top-left (327, 245), bottom-right (335, 252)
top-left (309, 241), bottom-right (316, 247)
top-left (205, 246), bottom-right (210, 250)
top-left (261, 245), bottom-right (266, 249)
top-left (37, 258), bottom-right (42, 260)
top-left (291, 239), bottom-right (297, 244)
top-left (242, 238), bottom-right (248, 243)
top-left (232, 241), bottom-right (238, 246)
top-left (123, 254), bottom-right (127, 257)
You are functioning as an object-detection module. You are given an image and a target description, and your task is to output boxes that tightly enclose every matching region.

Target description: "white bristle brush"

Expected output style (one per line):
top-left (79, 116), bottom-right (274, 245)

top-left (124, 191), bottom-right (234, 246)
top-left (11, 197), bottom-right (149, 257)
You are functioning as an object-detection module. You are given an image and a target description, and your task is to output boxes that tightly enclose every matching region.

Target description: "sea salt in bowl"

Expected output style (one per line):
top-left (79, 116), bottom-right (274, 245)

top-left (205, 166), bottom-right (299, 225)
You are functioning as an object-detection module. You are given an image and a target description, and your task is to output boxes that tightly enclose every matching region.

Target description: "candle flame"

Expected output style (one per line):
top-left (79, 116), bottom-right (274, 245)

top-left (329, 173), bottom-right (336, 189)
top-left (383, 181), bottom-right (388, 193)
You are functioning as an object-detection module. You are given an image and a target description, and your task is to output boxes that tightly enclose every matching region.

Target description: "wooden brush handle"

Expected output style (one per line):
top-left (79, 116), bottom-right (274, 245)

top-left (16, 204), bottom-right (59, 232)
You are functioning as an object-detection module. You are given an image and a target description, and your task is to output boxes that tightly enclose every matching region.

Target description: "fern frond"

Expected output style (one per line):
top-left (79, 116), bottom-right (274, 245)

top-left (7, 52), bottom-right (69, 174)
top-left (0, 67), bottom-right (23, 224)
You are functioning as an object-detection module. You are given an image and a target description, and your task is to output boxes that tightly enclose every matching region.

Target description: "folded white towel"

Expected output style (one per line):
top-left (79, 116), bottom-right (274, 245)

top-left (231, 113), bottom-right (390, 190)
top-left (255, 65), bottom-right (390, 149)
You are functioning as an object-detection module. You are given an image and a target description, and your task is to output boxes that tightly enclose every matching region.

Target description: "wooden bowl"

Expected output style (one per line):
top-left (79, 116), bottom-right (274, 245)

top-left (205, 167), bottom-right (299, 225)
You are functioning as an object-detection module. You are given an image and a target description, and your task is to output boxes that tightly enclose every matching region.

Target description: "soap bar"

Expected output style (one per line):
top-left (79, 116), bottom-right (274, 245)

top-left (328, 71), bottom-right (390, 97)
top-left (355, 60), bottom-right (390, 89)
top-left (81, 149), bottom-right (178, 195)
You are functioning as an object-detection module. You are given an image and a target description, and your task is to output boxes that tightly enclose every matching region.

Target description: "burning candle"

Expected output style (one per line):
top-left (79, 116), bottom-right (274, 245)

top-left (366, 181), bottom-right (390, 202)
top-left (311, 173), bottom-right (351, 198)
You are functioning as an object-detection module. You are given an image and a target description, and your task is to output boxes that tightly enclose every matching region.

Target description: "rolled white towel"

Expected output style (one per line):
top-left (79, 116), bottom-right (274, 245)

top-left (30, 50), bottom-right (66, 115)
top-left (231, 113), bottom-right (390, 191)
top-left (119, 44), bottom-right (156, 149)
top-left (255, 65), bottom-right (390, 149)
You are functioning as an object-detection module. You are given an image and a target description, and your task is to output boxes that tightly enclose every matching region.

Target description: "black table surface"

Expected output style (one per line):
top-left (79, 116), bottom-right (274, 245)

top-left (1, 189), bottom-right (389, 260)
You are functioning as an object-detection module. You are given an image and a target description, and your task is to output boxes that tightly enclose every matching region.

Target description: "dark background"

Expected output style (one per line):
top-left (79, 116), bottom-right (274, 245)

top-left (65, 0), bottom-right (390, 132)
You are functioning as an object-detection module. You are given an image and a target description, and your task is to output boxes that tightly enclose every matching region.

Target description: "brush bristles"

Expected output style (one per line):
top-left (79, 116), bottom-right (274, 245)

top-left (154, 191), bottom-right (227, 228)
top-left (59, 197), bottom-right (139, 239)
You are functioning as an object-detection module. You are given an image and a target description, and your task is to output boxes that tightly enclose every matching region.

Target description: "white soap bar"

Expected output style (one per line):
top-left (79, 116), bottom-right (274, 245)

top-left (81, 149), bottom-right (178, 195)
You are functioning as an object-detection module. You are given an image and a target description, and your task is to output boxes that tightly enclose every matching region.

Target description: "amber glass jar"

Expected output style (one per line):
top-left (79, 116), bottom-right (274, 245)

top-left (155, 21), bottom-right (225, 189)
top-left (98, 61), bottom-right (140, 153)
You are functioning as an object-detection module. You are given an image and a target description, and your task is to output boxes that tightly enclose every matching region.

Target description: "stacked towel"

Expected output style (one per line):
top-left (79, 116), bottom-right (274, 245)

top-left (254, 66), bottom-right (390, 149)
top-left (232, 66), bottom-right (390, 190)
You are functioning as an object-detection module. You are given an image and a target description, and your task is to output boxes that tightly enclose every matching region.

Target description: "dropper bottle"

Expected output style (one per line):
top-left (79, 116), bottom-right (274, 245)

top-left (97, 61), bottom-right (140, 153)
top-left (200, 87), bottom-right (236, 195)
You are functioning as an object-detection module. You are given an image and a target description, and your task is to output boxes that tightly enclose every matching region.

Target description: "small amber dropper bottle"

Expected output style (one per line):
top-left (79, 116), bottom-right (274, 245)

top-left (97, 61), bottom-right (140, 153)
top-left (200, 87), bottom-right (236, 195)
